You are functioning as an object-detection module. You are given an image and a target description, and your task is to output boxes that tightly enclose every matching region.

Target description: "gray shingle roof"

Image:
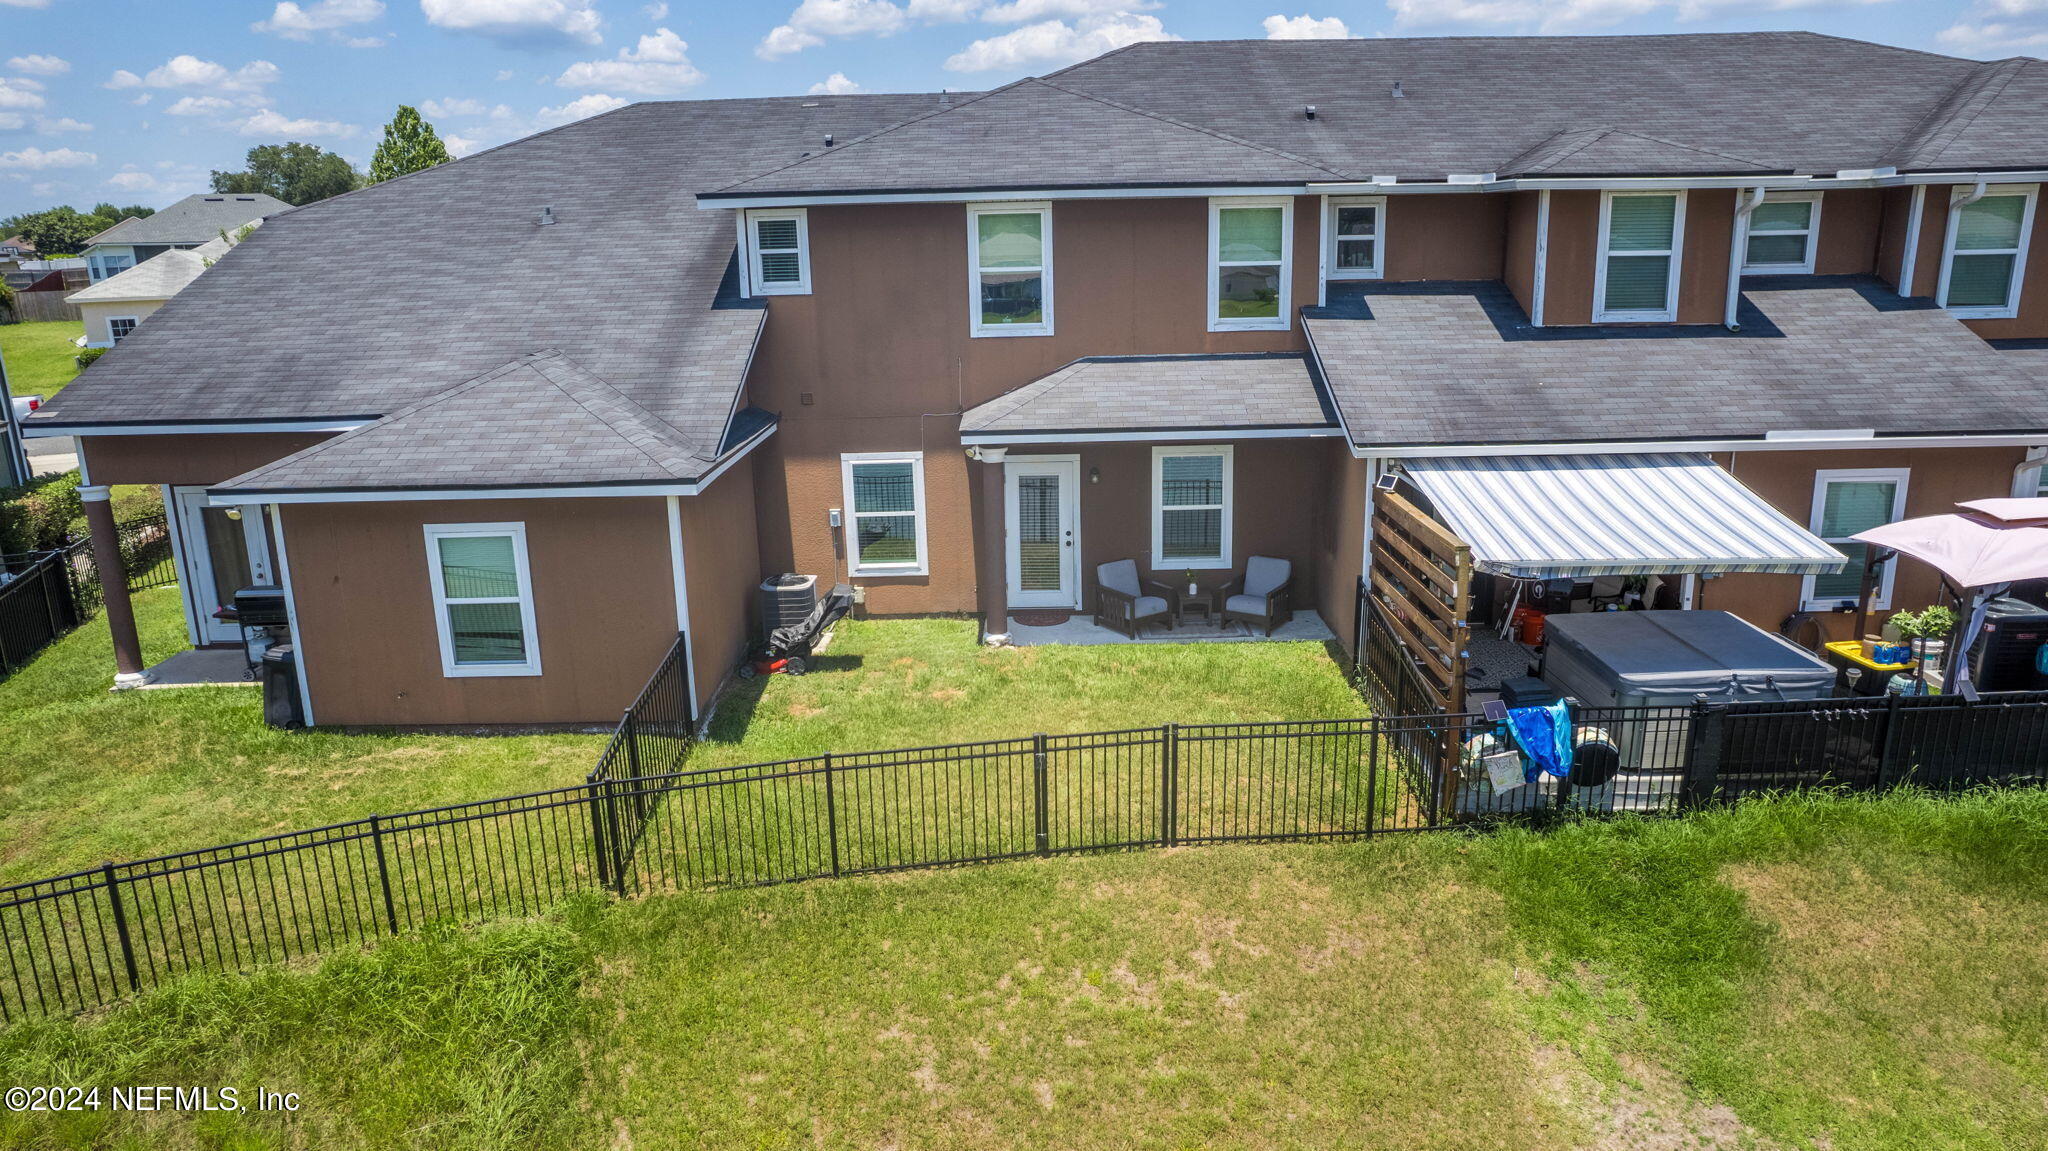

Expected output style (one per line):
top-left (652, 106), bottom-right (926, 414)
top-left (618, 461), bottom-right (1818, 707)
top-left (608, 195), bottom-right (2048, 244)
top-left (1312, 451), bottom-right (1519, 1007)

top-left (960, 353), bottom-right (1335, 436)
top-left (1304, 278), bottom-right (2048, 448)
top-left (29, 93), bottom-right (950, 481)
top-left (65, 243), bottom-right (222, 304)
top-left (1501, 127), bottom-right (1780, 178)
top-left (215, 351), bottom-right (748, 492)
top-left (87, 193), bottom-right (289, 246)
top-left (716, 77), bottom-right (1347, 196)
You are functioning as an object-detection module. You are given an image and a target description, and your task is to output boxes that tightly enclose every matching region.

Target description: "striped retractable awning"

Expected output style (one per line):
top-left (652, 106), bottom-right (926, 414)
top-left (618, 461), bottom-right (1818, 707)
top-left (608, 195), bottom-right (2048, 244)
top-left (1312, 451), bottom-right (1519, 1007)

top-left (1397, 453), bottom-right (1848, 579)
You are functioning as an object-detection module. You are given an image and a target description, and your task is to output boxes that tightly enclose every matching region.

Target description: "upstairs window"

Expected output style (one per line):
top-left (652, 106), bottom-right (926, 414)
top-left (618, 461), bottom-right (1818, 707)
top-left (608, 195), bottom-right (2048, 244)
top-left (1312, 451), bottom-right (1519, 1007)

top-left (1324, 196), bottom-right (1384, 280)
top-left (1210, 198), bottom-right (1292, 332)
top-left (424, 522), bottom-right (542, 677)
top-left (1940, 185), bottom-right (2037, 320)
top-left (1152, 446), bottom-right (1233, 570)
top-left (967, 203), bottom-right (1052, 337)
top-left (842, 452), bottom-right (929, 576)
top-left (1743, 192), bottom-right (1820, 274)
top-left (744, 208), bottom-right (810, 295)
top-left (1594, 191), bottom-right (1685, 322)
top-left (1802, 469), bottom-right (1908, 611)
top-left (107, 316), bottom-right (139, 344)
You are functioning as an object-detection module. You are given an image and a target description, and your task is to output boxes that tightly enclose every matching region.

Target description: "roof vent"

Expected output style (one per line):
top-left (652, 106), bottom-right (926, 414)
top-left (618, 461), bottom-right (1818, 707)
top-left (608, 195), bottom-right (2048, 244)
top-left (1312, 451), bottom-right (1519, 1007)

top-left (824, 132), bottom-right (834, 146)
top-left (1303, 104), bottom-right (1317, 121)
top-left (539, 206), bottom-right (556, 226)
top-left (1391, 81), bottom-right (1405, 99)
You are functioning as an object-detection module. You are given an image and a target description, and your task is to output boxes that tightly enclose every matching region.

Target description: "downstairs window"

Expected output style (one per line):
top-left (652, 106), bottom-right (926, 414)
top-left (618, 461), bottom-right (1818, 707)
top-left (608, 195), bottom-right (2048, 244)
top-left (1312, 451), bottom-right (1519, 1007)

top-left (424, 522), bottom-right (542, 677)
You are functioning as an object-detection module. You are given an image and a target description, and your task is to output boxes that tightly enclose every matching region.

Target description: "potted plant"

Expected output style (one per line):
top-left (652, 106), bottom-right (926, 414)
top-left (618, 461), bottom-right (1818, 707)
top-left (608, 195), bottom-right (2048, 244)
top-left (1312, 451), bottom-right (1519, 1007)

top-left (1890, 606), bottom-right (1958, 670)
top-left (1183, 569), bottom-right (1198, 597)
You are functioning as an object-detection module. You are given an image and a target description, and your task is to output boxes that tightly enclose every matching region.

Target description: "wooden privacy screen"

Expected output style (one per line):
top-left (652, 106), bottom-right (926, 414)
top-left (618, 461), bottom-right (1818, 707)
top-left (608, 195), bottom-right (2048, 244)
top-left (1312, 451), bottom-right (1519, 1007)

top-left (1366, 490), bottom-right (1473, 714)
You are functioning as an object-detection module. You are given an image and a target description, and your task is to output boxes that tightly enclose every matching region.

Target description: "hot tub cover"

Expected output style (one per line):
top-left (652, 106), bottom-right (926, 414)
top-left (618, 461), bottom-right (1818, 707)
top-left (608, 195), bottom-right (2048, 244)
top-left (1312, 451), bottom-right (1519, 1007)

top-left (1543, 610), bottom-right (1836, 701)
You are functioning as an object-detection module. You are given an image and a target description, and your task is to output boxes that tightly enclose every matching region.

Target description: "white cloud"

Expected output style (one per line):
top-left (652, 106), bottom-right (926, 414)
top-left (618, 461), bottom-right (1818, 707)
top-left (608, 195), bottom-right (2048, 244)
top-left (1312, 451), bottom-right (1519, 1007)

top-left (421, 96), bottom-right (514, 118)
top-left (0, 146), bottom-right (96, 171)
top-left (0, 113), bottom-right (21, 130)
top-left (1938, 0), bottom-right (2048, 55)
top-left (980, 0), bottom-right (1156, 19)
top-left (0, 78), bottom-right (44, 110)
top-left (0, 0), bottom-right (52, 8)
top-left (536, 92), bottom-right (628, 126)
top-left (36, 116), bottom-right (91, 133)
top-left (253, 0), bottom-right (386, 40)
top-left (809, 71), bottom-right (864, 93)
top-left (444, 132), bottom-right (481, 156)
top-left (165, 95), bottom-right (242, 116)
top-left (106, 170), bottom-right (159, 191)
top-left (6, 54), bottom-right (69, 76)
top-left (643, 0), bottom-right (668, 15)
top-left (556, 27), bottom-right (704, 94)
top-left (236, 108), bottom-right (359, 138)
top-left (104, 56), bottom-right (280, 96)
top-left (758, 0), bottom-right (911, 58)
top-left (1263, 12), bottom-right (1352, 37)
top-left (419, 0), bottom-right (603, 45)
top-left (909, 0), bottom-right (982, 15)
top-left (944, 12), bottom-right (1177, 71)
top-left (1387, 0), bottom-right (1890, 32)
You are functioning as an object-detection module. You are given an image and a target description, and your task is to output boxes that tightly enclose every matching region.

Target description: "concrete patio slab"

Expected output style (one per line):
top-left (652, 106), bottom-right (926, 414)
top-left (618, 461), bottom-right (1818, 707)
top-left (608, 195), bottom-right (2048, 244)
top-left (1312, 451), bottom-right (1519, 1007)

top-left (1006, 609), bottom-right (1334, 647)
top-left (138, 648), bottom-right (255, 688)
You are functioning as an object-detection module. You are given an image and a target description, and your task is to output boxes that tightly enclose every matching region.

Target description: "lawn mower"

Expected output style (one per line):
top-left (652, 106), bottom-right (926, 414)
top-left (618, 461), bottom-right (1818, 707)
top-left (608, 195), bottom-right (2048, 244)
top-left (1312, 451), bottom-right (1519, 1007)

top-left (738, 582), bottom-right (855, 679)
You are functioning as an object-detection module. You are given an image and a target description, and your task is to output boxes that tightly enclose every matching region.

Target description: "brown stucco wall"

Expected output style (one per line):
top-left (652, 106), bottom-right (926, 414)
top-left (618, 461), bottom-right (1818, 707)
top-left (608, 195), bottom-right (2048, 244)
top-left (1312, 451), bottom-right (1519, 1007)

top-left (1704, 445), bottom-right (2030, 643)
top-left (1875, 186), bottom-right (1916, 292)
top-left (282, 497), bottom-right (676, 727)
top-left (1501, 191), bottom-right (1539, 317)
top-left (1312, 445), bottom-right (1369, 657)
top-left (1541, 190), bottom-right (1600, 325)
top-left (1677, 188), bottom-right (1734, 325)
top-left (1382, 194), bottom-right (1506, 282)
top-left (1962, 185), bottom-right (2048, 341)
top-left (677, 457), bottom-right (760, 713)
top-left (1816, 188), bottom-right (1882, 275)
top-left (80, 432), bottom-right (333, 486)
top-left (1911, 184), bottom-right (1951, 299)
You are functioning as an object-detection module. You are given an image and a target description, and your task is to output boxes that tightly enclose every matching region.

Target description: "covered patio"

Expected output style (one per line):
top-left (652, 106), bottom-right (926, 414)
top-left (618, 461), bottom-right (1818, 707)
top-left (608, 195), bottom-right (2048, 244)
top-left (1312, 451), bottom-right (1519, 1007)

top-left (960, 352), bottom-right (1346, 647)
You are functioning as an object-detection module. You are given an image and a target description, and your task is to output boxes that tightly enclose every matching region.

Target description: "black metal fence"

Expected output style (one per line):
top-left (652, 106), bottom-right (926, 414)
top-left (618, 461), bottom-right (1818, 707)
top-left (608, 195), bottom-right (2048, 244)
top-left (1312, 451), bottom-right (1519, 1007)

top-left (3, 648), bottom-right (2047, 1023)
top-left (0, 549), bottom-right (81, 677)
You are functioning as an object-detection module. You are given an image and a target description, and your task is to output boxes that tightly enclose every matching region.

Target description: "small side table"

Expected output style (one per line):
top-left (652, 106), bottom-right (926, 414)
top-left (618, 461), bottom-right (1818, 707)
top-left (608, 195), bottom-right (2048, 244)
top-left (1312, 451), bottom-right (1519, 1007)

top-left (1177, 587), bottom-right (1215, 627)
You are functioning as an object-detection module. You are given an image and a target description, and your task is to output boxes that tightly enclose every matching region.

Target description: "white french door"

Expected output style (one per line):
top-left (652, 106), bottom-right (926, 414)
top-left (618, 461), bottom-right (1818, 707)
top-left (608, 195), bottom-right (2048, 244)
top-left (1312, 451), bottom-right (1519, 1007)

top-left (1006, 456), bottom-right (1081, 610)
top-left (170, 487), bottom-right (276, 645)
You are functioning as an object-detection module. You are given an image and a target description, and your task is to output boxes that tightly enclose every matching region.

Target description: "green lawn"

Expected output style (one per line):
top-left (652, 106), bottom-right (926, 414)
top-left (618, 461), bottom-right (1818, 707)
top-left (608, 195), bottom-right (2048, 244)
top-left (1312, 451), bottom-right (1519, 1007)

top-left (4, 788), bottom-right (2042, 1150)
top-left (0, 320), bottom-right (85, 402)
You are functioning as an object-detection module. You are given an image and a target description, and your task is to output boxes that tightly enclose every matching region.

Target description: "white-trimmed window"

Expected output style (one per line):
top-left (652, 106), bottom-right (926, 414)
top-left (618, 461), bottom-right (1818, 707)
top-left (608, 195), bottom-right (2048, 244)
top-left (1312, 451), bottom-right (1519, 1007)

top-left (744, 208), bottom-right (810, 295)
top-left (106, 316), bottom-right (139, 344)
top-left (88, 251), bottom-right (133, 282)
top-left (1323, 195), bottom-right (1384, 281)
top-left (1209, 197), bottom-right (1292, 332)
top-left (424, 522), bottom-right (542, 677)
top-left (1742, 191), bottom-right (1821, 275)
top-left (1594, 190), bottom-right (1686, 322)
top-left (1938, 184), bottom-right (2038, 320)
top-left (967, 202), bottom-right (1052, 337)
top-left (842, 452), bottom-right (929, 576)
top-left (1151, 446), bottom-right (1233, 570)
top-left (1802, 469), bottom-right (1909, 611)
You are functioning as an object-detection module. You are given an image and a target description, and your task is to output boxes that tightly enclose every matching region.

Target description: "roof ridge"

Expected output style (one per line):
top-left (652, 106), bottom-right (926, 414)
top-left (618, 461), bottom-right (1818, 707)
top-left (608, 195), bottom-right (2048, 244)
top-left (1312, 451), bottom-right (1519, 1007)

top-left (1030, 76), bottom-right (1350, 178)
top-left (713, 79), bottom-right (1039, 194)
top-left (1896, 57), bottom-right (2032, 170)
top-left (971, 357), bottom-right (1089, 427)
top-left (218, 363), bottom-right (525, 486)
top-left (523, 353), bottom-right (703, 477)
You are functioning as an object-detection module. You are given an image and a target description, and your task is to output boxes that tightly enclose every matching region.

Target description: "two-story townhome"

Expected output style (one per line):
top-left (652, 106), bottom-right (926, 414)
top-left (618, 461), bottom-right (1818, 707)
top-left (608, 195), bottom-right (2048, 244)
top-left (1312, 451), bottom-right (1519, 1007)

top-left (22, 32), bottom-right (2048, 727)
top-left (81, 193), bottom-right (287, 282)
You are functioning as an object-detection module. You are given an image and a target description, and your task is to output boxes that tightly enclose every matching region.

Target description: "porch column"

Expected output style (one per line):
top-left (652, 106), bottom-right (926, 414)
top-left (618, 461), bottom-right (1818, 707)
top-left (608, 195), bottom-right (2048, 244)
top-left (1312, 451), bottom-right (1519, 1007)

top-left (80, 484), bottom-right (150, 688)
top-left (976, 447), bottom-right (1009, 645)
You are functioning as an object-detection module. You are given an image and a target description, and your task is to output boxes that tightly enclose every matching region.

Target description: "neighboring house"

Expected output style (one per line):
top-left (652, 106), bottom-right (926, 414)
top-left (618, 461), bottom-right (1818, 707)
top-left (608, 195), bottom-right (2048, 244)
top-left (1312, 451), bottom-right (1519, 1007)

top-left (0, 236), bottom-right (34, 259)
top-left (5, 258), bottom-right (86, 293)
top-left (82, 192), bottom-right (286, 283)
top-left (23, 33), bottom-right (2048, 722)
top-left (68, 237), bottom-right (234, 348)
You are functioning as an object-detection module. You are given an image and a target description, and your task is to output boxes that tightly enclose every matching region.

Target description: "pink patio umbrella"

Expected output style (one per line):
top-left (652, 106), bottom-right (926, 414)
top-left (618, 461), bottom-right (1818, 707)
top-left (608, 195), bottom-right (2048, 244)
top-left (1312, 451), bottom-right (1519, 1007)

top-left (1850, 498), bottom-right (2048, 694)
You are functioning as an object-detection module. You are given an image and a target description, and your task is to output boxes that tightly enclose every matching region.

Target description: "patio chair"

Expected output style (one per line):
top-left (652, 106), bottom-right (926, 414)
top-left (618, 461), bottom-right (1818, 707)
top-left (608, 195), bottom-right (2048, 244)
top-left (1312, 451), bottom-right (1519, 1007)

top-left (1094, 559), bottom-right (1175, 639)
top-left (1220, 555), bottom-right (1293, 637)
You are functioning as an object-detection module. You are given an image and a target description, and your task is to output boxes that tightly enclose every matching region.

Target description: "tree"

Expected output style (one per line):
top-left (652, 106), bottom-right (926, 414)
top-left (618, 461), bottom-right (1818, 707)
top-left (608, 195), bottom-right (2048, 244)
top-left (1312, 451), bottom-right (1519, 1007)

top-left (369, 105), bottom-right (451, 184)
top-left (90, 202), bottom-right (154, 222)
top-left (15, 206), bottom-right (115, 257)
top-left (210, 143), bottom-right (362, 206)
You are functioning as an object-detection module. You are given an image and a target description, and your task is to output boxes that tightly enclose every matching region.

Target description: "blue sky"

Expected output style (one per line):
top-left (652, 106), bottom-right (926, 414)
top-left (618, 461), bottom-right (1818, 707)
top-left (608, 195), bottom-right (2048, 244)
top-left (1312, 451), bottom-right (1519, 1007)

top-left (0, 0), bottom-right (2030, 219)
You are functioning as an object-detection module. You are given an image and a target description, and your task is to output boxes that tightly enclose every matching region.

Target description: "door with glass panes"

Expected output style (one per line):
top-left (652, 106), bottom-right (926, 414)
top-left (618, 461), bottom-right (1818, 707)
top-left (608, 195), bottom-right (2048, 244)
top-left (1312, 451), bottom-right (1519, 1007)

top-left (1006, 457), bottom-right (1080, 610)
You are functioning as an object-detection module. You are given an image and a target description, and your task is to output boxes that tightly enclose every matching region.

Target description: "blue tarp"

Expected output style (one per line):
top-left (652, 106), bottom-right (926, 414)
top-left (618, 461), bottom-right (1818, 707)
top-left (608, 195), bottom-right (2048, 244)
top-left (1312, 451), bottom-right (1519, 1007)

top-left (1505, 700), bottom-right (1573, 783)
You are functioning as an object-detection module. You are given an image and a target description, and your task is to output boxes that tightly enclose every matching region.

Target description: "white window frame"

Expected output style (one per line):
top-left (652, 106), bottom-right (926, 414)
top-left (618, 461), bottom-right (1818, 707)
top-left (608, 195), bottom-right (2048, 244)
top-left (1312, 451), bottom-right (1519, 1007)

top-left (1323, 195), bottom-right (1385, 282)
top-left (1592, 189), bottom-right (1687, 323)
top-left (1150, 445), bottom-right (1234, 571)
top-left (841, 451), bottom-right (930, 577)
top-left (423, 521), bottom-right (543, 678)
top-left (106, 316), bottom-right (140, 344)
top-left (1741, 190), bottom-right (1822, 275)
top-left (1801, 468), bottom-right (1910, 613)
top-left (742, 207), bottom-right (811, 296)
top-left (1208, 196), bottom-right (1293, 333)
top-left (1937, 183), bottom-right (2038, 321)
top-left (966, 201), bottom-right (1053, 338)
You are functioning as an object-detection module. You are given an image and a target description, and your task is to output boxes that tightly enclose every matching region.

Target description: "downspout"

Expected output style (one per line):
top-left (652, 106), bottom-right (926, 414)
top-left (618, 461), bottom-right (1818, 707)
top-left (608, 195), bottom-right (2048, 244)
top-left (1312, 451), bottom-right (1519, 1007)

top-left (1897, 184), bottom-right (1926, 298)
top-left (1937, 181), bottom-right (1990, 307)
top-left (1724, 185), bottom-right (1766, 330)
top-left (1530, 190), bottom-right (1550, 327)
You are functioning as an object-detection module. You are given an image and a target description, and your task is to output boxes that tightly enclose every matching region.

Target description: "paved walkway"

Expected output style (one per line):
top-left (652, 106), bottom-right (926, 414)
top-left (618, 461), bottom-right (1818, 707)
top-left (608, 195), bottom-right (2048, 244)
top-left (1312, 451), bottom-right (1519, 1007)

top-left (138, 648), bottom-right (255, 688)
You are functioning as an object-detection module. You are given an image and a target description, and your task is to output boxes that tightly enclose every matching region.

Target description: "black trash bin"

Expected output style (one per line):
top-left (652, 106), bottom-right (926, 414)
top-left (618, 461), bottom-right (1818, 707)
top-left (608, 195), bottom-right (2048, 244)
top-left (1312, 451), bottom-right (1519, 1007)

top-left (261, 643), bottom-right (304, 728)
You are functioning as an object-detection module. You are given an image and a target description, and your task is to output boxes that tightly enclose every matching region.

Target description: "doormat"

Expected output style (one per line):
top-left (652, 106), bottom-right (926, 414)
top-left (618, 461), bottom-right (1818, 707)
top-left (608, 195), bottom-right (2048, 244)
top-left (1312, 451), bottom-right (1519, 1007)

top-left (1012, 610), bottom-right (1073, 627)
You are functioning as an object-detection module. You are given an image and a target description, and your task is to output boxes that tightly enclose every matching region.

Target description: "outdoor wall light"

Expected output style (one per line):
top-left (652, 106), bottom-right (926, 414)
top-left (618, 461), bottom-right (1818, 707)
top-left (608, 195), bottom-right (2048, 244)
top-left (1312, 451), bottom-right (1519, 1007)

top-left (224, 507), bottom-right (242, 520)
top-left (1089, 467), bottom-right (1100, 484)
